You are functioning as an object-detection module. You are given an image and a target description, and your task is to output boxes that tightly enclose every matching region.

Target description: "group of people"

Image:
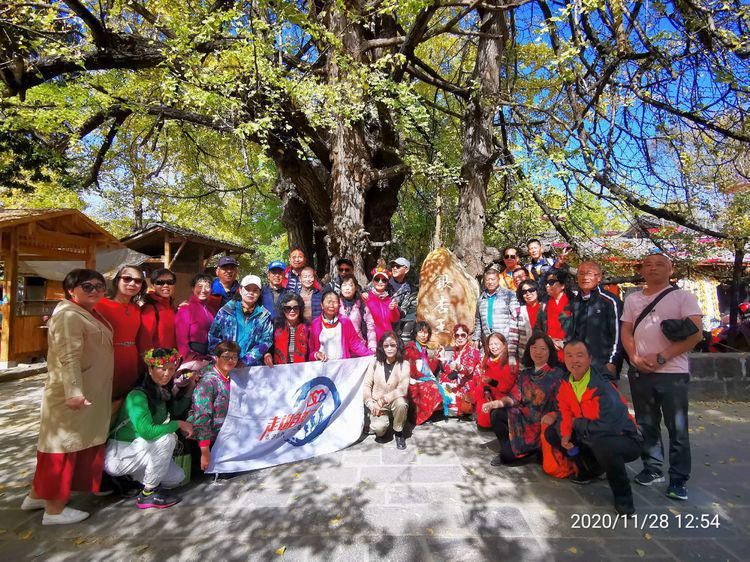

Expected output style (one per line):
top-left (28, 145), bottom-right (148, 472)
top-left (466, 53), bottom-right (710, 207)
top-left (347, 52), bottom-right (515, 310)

top-left (24, 242), bottom-right (703, 523)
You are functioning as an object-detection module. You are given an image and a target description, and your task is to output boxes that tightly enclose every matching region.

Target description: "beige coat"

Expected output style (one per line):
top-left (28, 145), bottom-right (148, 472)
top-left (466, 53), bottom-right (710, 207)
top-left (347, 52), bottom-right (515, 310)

top-left (37, 299), bottom-right (114, 453)
top-left (363, 358), bottom-right (410, 406)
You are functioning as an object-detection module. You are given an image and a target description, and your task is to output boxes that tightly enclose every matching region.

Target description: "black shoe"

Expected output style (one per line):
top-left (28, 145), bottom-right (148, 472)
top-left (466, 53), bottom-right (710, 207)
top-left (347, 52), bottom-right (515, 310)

top-left (570, 473), bottom-right (595, 485)
top-left (614, 500), bottom-right (635, 516)
top-left (490, 454), bottom-right (503, 467)
top-left (634, 469), bottom-right (665, 486)
top-left (135, 488), bottom-right (181, 509)
top-left (395, 434), bottom-right (407, 450)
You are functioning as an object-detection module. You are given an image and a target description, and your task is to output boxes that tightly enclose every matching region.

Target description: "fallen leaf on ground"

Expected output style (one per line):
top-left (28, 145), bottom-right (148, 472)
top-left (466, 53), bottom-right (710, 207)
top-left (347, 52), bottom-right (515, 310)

top-left (566, 546), bottom-right (579, 554)
top-left (73, 536), bottom-right (87, 545)
top-left (729, 457), bottom-right (737, 463)
top-left (329, 515), bottom-right (342, 526)
top-left (644, 532), bottom-right (652, 540)
top-left (275, 546), bottom-right (286, 556)
top-left (668, 508), bottom-right (680, 516)
top-left (426, 528), bottom-right (434, 535)
top-left (17, 530), bottom-right (33, 540)
top-left (133, 545), bottom-right (149, 553)
top-left (0, 529), bottom-right (6, 535)
top-left (294, 473), bottom-right (301, 479)
top-left (636, 549), bottom-right (645, 558)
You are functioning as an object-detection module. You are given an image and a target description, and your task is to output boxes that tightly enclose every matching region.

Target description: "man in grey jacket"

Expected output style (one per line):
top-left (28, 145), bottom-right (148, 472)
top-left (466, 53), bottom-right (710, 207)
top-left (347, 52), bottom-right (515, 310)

top-left (473, 265), bottom-right (521, 368)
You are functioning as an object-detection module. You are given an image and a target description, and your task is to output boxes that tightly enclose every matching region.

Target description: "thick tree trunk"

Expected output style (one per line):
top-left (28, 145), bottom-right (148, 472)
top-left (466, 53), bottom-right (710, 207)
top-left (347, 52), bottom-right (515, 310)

top-left (453, 4), bottom-right (506, 277)
top-left (275, 176), bottom-right (315, 259)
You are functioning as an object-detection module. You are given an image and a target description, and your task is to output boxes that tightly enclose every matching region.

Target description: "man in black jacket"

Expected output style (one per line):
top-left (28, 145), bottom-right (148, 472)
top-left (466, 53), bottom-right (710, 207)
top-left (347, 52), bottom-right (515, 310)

top-left (570, 261), bottom-right (624, 381)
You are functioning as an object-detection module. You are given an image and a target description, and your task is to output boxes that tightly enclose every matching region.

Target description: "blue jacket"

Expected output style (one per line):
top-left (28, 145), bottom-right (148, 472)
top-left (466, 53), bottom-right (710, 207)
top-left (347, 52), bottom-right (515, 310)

top-left (208, 301), bottom-right (273, 367)
top-left (261, 285), bottom-right (286, 319)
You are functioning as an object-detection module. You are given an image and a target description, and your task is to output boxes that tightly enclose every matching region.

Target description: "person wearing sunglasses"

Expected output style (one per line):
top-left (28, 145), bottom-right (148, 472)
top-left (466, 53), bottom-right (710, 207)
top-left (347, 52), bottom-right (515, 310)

top-left (95, 265), bottom-right (147, 403)
top-left (265, 293), bottom-right (311, 364)
top-left (23, 269), bottom-right (113, 525)
top-left (208, 274), bottom-right (273, 367)
top-left (440, 323), bottom-right (481, 417)
top-left (364, 266), bottom-right (401, 344)
top-left (515, 280), bottom-right (542, 358)
top-left (535, 271), bottom-right (574, 363)
top-left (497, 246), bottom-right (522, 291)
top-left (363, 332), bottom-right (410, 449)
top-left (323, 257), bottom-right (355, 295)
top-left (138, 269), bottom-right (178, 352)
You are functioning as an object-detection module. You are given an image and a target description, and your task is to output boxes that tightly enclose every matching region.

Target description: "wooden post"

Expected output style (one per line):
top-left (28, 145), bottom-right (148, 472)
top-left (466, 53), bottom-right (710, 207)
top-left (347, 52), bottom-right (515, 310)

top-left (163, 230), bottom-right (171, 269)
top-left (85, 241), bottom-right (97, 269)
top-left (197, 247), bottom-right (205, 271)
top-left (1, 228), bottom-right (19, 367)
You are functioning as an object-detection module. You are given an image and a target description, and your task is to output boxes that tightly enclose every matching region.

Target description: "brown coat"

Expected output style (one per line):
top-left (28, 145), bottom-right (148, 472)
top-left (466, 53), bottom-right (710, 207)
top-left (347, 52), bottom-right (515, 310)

top-left (363, 358), bottom-right (410, 406)
top-left (37, 299), bottom-right (114, 453)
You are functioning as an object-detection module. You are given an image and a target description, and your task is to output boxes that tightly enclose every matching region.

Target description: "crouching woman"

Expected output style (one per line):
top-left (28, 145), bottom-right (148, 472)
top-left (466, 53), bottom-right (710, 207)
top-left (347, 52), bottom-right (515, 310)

top-left (363, 332), bottom-right (410, 450)
top-left (104, 348), bottom-right (193, 509)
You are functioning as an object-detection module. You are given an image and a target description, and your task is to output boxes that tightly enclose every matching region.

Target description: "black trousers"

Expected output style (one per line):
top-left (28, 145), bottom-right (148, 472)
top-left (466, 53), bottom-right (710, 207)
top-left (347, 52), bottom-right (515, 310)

top-left (490, 408), bottom-right (529, 462)
top-left (628, 372), bottom-right (691, 483)
top-left (544, 425), bottom-right (641, 505)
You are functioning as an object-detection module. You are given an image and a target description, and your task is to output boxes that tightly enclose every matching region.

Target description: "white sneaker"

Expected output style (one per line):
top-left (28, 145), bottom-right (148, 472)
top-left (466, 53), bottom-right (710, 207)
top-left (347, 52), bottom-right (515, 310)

top-left (42, 506), bottom-right (90, 525)
top-left (20, 495), bottom-right (46, 511)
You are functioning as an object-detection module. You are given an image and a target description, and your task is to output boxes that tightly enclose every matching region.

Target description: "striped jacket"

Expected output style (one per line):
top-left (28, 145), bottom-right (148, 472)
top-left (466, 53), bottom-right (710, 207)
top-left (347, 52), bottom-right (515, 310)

top-left (472, 288), bottom-right (521, 360)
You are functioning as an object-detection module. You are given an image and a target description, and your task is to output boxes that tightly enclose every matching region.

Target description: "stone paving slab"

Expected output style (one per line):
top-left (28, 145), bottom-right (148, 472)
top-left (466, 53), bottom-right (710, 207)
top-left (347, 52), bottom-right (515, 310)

top-left (1, 374), bottom-right (749, 560)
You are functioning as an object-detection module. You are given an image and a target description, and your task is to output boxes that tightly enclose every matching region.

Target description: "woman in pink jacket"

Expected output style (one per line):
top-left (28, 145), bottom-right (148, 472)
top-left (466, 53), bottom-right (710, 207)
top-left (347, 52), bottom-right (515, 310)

top-left (310, 290), bottom-right (373, 361)
top-left (339, 277), bottom-right (377, 352)
top-left (365, 267), bottom-right (401, 343)
top-left (174, 273), bottom-right (215, 364)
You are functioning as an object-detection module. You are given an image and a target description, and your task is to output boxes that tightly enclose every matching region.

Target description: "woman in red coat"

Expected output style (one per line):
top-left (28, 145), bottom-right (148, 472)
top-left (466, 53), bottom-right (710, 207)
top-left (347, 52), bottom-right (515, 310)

top-left (94, 265), bottom-right (147, 404)
top-left (475, 332), bottom-right (516, 428)
top-left (138, 268), bottom-right (177, 352)
top-left (404, 321), bottom-right (444, 425)
top-left (264, 293), bottom-right (311, 365)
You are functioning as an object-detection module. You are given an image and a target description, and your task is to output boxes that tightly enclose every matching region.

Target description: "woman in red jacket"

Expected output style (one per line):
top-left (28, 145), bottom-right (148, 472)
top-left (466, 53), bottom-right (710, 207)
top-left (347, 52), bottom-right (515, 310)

top-left (264, 293), bottom-right (311, 365)
top-left (404, 321), bottom-right (444, 425)
top-left (365, 267), bottom-right (401, 343)
top-left (475, 333), bottom-right (516, 429)
top-left (138, 268), bottom-right (177, 352)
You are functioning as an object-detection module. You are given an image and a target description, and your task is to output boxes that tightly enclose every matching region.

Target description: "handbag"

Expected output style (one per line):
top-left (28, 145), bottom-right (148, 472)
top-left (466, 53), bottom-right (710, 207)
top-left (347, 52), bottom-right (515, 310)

top-left (172, 439), bottom-right (192, 487)
top-left (660, 318), bottom-right (699, 342)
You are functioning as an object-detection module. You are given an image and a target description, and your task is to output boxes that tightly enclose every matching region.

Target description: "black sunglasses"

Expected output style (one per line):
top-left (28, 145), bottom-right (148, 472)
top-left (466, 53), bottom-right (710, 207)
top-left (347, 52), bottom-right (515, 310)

top-left (521, 288), bottom-right (537, 294)
top-left (78, 282), bottom-right (106, 294)
top-left (546, 279), bottom-right (559, 285)
top-left (504, 254), bottom-right (517, 259)
top-left (283, 305), bottom-right (300, 312)
top-left (154, 279), bottom-right (176, 286)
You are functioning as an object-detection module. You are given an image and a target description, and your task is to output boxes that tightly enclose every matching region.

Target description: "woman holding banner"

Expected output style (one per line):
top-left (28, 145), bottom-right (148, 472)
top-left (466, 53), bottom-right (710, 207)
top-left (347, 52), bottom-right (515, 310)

top-left (189, 341), bottom-right (240, 471)
top-left (309, 290), bottom-right (373, 361)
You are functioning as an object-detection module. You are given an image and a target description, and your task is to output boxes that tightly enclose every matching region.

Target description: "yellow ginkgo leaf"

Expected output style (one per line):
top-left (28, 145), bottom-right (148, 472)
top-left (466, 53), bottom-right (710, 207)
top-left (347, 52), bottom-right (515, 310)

top-left (644, 532), bottom-right (652, 540)
top-left (17, 530), bottom-right (33, 540)
top-left (636, 548), bottom-right (645, 558)
top-left (329, 515), bottom-right (342, 526)
top-left (73, 537), bottom-right (87, 546)
top-left (426, 528), bottom-right (434, 535)
top-left (567, 547), bottom-right (578, 554)
top-left (275, 546), bottom-right (287, 556)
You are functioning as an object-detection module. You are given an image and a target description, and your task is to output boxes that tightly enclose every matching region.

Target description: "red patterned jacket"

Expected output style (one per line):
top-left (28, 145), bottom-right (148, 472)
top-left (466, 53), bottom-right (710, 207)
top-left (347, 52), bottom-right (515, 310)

top-left (272, 323), bottom-right (311, 364)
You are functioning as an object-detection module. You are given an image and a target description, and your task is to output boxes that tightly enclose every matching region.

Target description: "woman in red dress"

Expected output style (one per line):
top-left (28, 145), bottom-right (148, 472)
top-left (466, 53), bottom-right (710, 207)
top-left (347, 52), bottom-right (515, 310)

top-left (95, 265), bottom-right (146, 404)
top-left (404, 321), bottom-right (444, 424)
top-left (474, 333), bottom-right (516, 428)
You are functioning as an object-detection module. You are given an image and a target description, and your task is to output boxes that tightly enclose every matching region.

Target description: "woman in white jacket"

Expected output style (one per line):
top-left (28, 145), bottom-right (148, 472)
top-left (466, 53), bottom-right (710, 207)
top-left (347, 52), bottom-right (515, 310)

top-left (363, 331), bottom-right (410, 450)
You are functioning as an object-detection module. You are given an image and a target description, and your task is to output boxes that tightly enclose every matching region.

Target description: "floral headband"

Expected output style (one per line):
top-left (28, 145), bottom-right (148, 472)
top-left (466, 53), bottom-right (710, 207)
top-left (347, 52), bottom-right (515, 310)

top-left (144, 348), bottom-right (182, 369)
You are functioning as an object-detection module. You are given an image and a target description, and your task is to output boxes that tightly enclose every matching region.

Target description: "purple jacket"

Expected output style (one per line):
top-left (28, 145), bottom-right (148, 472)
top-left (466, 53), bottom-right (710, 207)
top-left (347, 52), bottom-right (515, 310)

top-left (308, 316), bottom-right (373, 359)
top-left (175, 295), bottom-right (215, 362)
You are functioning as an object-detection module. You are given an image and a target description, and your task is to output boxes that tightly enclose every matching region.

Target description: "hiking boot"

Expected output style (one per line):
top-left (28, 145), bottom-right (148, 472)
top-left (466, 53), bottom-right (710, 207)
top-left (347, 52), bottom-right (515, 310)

top-left (666, 481), bottom-right (688, 501)
top-left (634, 469), bottom-right (665, 486)
top-left (135, 488), bottom-right (181, 509)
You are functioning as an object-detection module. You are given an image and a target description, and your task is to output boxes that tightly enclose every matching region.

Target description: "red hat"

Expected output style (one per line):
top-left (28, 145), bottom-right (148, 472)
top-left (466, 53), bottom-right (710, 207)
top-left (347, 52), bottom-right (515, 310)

top-left (371, 266), bottom-right (391, 280)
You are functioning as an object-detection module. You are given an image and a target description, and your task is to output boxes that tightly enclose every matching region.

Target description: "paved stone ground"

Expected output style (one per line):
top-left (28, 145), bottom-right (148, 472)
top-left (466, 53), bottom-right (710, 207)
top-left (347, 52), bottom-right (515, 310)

top-left (1, 374), bottom-right (749, 561)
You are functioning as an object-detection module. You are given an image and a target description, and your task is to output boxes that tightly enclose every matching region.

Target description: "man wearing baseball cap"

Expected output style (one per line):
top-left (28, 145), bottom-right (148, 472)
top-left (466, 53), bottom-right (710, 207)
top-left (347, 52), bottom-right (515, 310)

top-left (262, 261), bottom-right (287, 319)
top-left (208, 274), bottom-right (273, 367)
top-left (209, 255), bottom-right (240, 312)
top-left (389, 257), bottom-right (417, 336)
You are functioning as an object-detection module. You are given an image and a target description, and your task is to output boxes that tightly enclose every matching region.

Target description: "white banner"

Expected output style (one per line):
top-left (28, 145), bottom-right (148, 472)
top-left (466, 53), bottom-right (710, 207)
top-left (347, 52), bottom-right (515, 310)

top-left (207, 356), bottom-right (372, 473)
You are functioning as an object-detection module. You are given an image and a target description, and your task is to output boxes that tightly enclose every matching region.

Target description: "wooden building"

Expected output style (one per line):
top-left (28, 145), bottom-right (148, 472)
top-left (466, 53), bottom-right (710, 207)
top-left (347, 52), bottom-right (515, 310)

top-left (120, 223), bottom-right (250, 302)
top-left (0, 209), bottom-right (124, 367)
